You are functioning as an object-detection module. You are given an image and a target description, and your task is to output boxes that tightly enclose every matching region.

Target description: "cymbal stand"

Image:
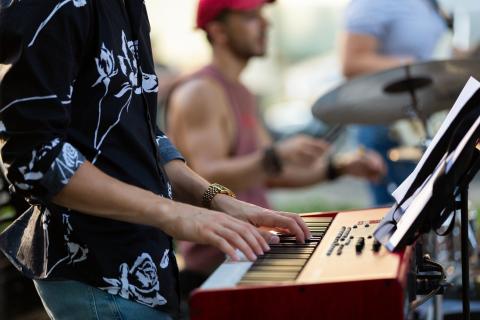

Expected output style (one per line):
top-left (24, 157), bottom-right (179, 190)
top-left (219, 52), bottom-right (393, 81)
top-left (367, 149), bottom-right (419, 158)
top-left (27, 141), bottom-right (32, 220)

top-left (403, 65), bottom-right (432, 144)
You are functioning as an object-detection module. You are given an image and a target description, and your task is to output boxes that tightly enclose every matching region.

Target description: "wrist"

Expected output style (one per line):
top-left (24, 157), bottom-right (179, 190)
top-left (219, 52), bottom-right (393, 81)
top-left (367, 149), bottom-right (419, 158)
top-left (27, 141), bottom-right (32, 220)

top-left (142, 195), bottom-right (177, 233)
top-left (261, 145), bottom-right (283, 176)
top-left (326, 157), bottom-right (343, 180)
top-left (210, 193), bottom-right (235, 212)
top-left (202, 183), bottom-right (236, 209)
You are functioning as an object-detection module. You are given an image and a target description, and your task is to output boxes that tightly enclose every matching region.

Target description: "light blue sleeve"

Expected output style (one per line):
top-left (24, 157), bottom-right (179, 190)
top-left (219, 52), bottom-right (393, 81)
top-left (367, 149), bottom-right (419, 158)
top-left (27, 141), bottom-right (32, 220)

top-left (344, 0), bottom-right (391, 39)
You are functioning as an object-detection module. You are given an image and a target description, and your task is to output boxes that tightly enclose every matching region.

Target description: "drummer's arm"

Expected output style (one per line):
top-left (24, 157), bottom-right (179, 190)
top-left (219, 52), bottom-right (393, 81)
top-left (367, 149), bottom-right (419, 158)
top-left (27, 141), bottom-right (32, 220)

top-left (341, 32), bottom-right (414, 78)
top-left (167, 78), bottom-right (271, 192)
top-left (256, 125), bottom-right (330, 188)
top-left (266, 149), bottom-right (386, 188)
top-left (266, 158), bottom-right (329, 188)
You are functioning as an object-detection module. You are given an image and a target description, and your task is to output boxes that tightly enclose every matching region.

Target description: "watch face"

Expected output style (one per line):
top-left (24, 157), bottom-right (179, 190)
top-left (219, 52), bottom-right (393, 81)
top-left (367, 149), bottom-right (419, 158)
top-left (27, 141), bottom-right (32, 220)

top-left (213, 183), bottom-right (234, 197)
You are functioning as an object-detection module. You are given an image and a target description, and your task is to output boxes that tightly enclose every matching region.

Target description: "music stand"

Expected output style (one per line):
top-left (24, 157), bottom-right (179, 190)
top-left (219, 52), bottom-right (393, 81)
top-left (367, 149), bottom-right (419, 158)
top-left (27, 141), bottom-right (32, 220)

top-left (374, 77), bottom-right (480, 320)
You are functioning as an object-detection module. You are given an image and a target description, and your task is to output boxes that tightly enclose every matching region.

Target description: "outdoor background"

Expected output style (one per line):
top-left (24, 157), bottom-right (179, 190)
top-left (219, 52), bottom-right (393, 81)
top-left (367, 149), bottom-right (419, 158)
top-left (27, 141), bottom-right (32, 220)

top-left (145, 0), bottom-right (480, 213)
top-left (3, 0), bottom-right (480, 318)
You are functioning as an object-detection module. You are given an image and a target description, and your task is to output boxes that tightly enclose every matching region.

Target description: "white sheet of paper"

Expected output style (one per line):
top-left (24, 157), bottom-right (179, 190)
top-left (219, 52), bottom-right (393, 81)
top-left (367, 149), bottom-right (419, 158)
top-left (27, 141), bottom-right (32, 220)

top-left (388, 113), bottom-right (480, 251)
top-left (386, 158), bottom-right (445, 251)
top-left (392, 77), bottom-right (480, 203)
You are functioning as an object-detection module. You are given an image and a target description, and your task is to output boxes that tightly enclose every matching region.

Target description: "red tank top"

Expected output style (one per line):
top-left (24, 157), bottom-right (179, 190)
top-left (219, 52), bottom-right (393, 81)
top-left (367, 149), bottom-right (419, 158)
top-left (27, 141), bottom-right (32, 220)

top-left (189, 65), bottom-right (270, 208)
top-left (172, 65), bottom-right (270, 274)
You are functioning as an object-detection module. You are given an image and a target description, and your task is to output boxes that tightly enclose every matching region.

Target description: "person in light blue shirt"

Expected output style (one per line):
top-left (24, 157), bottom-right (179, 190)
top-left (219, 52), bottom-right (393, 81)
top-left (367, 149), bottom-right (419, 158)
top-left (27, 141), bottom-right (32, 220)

top-left (341, 0), bottom-right (447, 205)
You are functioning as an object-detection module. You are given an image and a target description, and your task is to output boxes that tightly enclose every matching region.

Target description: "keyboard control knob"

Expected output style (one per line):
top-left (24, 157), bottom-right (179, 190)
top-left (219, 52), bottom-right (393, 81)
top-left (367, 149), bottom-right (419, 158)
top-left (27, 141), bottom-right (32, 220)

top-left (372, 240), bottom-right (381, 252)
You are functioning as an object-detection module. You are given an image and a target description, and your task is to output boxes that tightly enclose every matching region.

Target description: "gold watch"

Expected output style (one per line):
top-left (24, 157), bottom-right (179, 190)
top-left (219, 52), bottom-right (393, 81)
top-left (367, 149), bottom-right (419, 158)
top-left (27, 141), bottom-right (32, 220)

top-left (202, 183), bottom-right (236, 208)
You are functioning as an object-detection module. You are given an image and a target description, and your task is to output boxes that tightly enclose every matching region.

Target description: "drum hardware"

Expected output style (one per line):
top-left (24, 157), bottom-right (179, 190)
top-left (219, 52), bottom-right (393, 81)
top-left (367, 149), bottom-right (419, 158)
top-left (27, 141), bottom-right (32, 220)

top-left (312, 59), bottom-right (480, 319)
top-left (312, 59), bottom-right (480, 125)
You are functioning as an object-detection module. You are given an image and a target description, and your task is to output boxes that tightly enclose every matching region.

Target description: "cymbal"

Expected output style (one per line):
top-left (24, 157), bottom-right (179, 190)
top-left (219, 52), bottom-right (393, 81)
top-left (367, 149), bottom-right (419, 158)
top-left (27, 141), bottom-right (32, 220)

top-left (312, 59), bottom-right (480, 124)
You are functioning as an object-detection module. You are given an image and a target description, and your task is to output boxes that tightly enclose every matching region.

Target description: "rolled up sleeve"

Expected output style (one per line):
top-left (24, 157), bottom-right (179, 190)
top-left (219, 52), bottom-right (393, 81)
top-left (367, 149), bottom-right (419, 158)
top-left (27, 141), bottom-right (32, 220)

top-left (155, 127), bottom-right (184, 165)
top-left (0, 1), bottom-right (91, 201)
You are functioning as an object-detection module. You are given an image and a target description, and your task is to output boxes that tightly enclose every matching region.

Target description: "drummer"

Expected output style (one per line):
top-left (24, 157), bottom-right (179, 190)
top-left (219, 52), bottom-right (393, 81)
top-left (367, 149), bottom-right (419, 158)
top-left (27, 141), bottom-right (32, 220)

top-left (341, 0), bottom-right (448, 205)
top-left (166, 0), bottom-right (386, 300)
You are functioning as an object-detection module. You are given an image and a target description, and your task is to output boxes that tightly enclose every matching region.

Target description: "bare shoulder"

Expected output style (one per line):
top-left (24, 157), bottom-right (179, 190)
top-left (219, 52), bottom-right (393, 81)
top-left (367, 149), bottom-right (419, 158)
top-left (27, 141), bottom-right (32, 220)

top-left (169, 75), bottom-right (229, 119)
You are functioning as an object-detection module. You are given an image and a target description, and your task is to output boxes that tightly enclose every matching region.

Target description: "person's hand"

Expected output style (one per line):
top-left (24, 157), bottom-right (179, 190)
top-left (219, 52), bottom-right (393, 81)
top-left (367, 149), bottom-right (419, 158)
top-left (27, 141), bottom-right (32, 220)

top-left (211, 194), bottom-right (311, 243)
top-left (275, 134), bottom-right (329, 166)
top-left (335, 149), bottom-right (386, 182)
top-left (160, 202), bottom-right (272, 262)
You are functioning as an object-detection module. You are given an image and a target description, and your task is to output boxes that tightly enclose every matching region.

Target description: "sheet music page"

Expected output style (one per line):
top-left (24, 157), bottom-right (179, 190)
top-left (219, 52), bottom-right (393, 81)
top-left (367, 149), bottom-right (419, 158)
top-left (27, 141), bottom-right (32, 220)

top-left (387, 159), bottom-right (446, 251)
top-left (446, 114), bottom-right (480, 172)
top-left (387, 108), bottom-right (480, 251)
top-left (392, 77), bottom-right (480, 203)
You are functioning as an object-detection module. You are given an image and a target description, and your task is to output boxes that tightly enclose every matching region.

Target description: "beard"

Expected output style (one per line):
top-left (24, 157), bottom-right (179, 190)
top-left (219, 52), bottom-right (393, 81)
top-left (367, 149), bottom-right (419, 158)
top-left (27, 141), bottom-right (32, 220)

top-left (226, 31), bottom-right (266, 61)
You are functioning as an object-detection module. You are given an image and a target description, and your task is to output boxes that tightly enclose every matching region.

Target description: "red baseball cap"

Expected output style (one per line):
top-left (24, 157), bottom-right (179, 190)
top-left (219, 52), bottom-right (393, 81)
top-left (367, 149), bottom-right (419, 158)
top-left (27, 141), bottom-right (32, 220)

top-left (196, 0), bottom-right (275, 30)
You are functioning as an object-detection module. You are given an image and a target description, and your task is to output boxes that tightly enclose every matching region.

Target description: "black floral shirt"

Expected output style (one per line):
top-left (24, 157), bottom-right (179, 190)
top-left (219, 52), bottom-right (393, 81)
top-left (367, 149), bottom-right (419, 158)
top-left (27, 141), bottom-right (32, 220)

top-left (0, 0), bottom-right (182, 315)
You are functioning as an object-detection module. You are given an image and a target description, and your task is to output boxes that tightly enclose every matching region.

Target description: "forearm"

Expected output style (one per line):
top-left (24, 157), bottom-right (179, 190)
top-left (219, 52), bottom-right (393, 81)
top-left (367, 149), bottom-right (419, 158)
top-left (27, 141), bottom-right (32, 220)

top-left (266, 161), bottom-right (328, 188)
top-left (343, 53), bottom-right (410, 78)
top-left (192, 150), bottom-right (269, 193)
top-left (164, 160), bottom-right (210, 206)
top-left (52, 161), bottom-right (177, 229)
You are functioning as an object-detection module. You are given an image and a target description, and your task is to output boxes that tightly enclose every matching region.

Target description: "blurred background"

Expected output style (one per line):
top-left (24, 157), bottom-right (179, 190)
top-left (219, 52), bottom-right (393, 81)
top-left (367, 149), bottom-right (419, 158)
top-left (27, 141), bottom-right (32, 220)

top-left (147, 0), bottom-right (480, 212)
top-left (3, 0), bottom-right (480, 319)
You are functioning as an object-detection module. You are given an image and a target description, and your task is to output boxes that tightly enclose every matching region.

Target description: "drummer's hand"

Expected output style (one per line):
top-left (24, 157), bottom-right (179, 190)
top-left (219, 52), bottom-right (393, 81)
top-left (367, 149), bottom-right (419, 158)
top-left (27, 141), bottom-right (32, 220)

top-left (211, 194), bottom-right (311, 244)
top-left (276, 134), bottom-right (329, 166)
top-left (335, 149), bottom-right (386, 182)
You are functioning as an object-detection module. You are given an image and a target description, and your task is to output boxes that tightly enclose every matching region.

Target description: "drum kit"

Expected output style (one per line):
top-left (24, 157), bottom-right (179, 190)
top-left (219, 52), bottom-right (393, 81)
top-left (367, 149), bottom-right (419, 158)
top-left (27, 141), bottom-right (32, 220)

top-left (311, 58), bottom-right (480, 295)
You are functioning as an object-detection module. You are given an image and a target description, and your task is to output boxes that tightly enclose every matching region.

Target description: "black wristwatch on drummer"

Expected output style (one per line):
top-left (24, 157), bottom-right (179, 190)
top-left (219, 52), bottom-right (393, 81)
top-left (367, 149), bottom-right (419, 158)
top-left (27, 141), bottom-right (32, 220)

top-left (326, 157), bottom-right (342, 180)
top-left (262, 145), bottom-right (283, 176)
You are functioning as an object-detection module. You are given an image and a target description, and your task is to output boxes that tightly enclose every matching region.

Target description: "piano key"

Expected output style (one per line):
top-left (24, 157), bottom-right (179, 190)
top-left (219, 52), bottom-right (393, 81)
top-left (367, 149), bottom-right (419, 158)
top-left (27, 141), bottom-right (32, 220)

top-left (252, 259), bottom-right (307, 267)
top-left (268, 248), bottom-right (315, 254)
top-left (241, 272), bottom-right (298, 280)
top-left (307, 224), bottom-right (329, 228)
top-left (238, 279), bottom-right (290, 285)
top-left (279, 237), bottom-right (321, 243)
top-left (307, 227), bottom-right (329, 231)
top-left (201, 261), bottom-right (253, 289)
top-left (302, 217), bottom-right (333, 222)
top-left (249, 265), bottom-right (303, 272)
top-left (258, 253), bottom-right (311, 260)
top-left (305, 222), bottom-right (330, 225)
top-left (269, 243), bottom-right (317, 248)
top-left (310, 232), bottom-right (326, 236)
top-left (303, 217), bottom-right (332, 220)
top-left (280, 233), bottom-right (322, 238)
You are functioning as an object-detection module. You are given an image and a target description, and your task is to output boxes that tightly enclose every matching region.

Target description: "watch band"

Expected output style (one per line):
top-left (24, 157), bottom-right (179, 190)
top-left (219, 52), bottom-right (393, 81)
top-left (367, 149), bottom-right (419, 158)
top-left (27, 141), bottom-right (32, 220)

top-left (202, 183), bottom-right (236, 208)
top-left (262, 145), bottom-right (283, 176)
top-left (326, 157), bottom-right (341, 181)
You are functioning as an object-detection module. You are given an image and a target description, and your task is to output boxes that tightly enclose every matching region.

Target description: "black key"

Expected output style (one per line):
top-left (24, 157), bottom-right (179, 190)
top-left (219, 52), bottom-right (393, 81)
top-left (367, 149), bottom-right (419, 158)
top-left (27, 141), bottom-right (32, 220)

top-left (279, 239), bottom-right (318, 244)
top-left (268, 248), bottom-right (315, 254)
top-left (269, 243), bottom-right (317, 249)
top-left (279, 237), bottom-right (321, 243)
top-left (258, 253), bottom-right (311, 260)
top-left (249, 265), bottom-right (303, 272)
top-left (252, 259), bottom-right (307, 267)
